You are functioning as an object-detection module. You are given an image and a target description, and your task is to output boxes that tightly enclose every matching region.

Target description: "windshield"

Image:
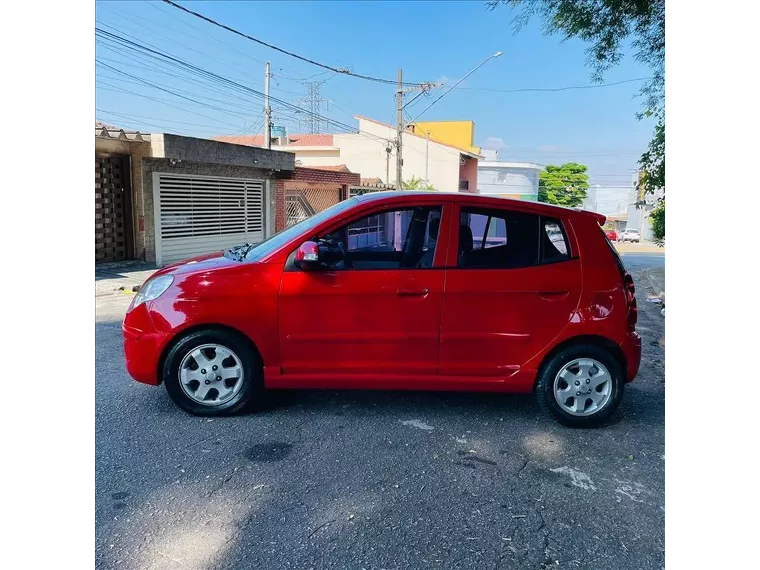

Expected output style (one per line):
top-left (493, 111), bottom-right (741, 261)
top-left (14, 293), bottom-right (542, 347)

top-left (243, 198), bottom-right (358, 262)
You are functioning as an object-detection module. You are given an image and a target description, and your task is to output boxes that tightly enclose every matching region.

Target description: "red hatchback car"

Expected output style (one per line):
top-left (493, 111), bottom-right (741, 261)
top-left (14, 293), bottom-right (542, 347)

top-left (605, 228), bottom-right (618, 242)
top-left (123, 192), bottom-right (641, 427)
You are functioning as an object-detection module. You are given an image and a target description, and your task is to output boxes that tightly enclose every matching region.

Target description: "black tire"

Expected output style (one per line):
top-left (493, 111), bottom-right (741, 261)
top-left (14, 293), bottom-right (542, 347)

top-left (535, 344), bottom-right (625, 428)
top-left (163, 329), bottom-right (265, 416)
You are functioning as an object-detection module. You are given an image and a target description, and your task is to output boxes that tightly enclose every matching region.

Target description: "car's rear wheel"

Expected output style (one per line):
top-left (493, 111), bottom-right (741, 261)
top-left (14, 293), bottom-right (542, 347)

top-left (163, 329), bottom-right (264, 416)
top-left (535, 344), bottom-right (624, 427)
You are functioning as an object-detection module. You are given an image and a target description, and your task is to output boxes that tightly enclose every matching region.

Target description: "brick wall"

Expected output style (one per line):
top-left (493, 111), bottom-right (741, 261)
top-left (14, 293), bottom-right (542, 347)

top-left (128, 144), bottom-right (152, 260)
top-left (275, 167), bottom-right (361, 231)
top-left (95, 138), bottom-right (152, 261)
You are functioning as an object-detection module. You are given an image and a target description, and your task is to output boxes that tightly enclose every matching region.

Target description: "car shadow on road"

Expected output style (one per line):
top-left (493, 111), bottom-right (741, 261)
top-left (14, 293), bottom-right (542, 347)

top-left (246, 387), bottom-right (648, 430)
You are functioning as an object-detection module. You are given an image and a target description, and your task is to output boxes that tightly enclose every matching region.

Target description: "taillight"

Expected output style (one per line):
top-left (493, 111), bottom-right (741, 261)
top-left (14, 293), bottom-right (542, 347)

top-left (624, 273), bottom-right (638, 330)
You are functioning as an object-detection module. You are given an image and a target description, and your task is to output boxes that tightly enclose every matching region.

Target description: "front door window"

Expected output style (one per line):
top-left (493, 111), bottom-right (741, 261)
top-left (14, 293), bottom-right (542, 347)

top-left (320, 206), bottom-right (442, 270)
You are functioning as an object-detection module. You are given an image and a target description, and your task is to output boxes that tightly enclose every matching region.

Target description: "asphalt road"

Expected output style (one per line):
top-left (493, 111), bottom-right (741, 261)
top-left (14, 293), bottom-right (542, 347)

top-left (95, 257), bottom-right (665, 570)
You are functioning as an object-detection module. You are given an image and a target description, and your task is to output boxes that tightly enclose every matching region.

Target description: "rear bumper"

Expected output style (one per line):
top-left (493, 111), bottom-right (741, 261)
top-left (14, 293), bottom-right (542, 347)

top-left (123, 310), bottom-right (171, 386)
top-left (621, 331), bottom-right (642, 381)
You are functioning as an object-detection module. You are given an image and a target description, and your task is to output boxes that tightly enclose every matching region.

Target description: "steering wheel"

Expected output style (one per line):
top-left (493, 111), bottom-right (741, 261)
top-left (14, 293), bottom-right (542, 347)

top-left (336, 242), bottom-right (352, 268)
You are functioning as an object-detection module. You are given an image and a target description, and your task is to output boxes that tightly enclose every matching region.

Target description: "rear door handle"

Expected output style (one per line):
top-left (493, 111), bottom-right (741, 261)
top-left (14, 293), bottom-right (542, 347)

top-left (397, 288), bottom-right (429, 297)
top-left (539, 291), bottom-right (569, 300)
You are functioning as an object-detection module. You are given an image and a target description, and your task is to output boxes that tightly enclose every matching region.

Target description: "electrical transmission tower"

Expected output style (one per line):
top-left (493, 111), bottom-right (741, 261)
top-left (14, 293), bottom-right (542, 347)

top-left (299, 81), bottom-right (330, 133)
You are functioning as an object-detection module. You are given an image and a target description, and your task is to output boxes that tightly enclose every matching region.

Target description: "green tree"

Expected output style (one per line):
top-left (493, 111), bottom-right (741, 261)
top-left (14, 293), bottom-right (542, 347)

top-left (487, 0), bottom-right (665, 230)
top-left (639, 120), bottom-right (664, 192)
top-left (403, 176), bottom-right (436, 190)
top-left (538, 163), bottom-right (589, 207)
top-left (487, 1), bottom-right (663, 113)
top-left (648, 196), bottom-right (664, 245)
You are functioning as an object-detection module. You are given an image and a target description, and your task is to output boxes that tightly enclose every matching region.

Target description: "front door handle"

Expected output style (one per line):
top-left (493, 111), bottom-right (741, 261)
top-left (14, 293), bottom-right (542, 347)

top-left (539, 290), bottom-right (569, 300)
top-left (397, 288), bottom-right (429, 297)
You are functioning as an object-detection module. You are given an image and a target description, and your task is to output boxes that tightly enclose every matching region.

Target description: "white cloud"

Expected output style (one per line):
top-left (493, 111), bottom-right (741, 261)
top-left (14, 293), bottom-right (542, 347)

top-left (482, 136), bottom-right (508, 150)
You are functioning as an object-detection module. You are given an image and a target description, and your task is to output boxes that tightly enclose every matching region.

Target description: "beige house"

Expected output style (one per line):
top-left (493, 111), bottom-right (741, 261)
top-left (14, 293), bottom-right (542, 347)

top-left (214, 116), bottom-right (481, 193)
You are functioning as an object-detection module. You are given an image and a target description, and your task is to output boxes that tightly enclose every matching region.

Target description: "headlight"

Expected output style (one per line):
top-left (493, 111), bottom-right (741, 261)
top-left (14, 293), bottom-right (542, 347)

top-left (132, 275), bottom-right (174, 308)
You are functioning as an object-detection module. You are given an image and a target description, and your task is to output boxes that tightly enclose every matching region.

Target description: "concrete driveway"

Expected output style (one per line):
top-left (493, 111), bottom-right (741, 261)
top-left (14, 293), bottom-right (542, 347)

top-left (95, 259), bottom-right (665, 570)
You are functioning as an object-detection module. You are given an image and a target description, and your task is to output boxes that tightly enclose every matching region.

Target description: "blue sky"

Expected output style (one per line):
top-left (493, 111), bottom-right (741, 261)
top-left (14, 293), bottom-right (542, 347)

top-left (95, 0), bottom-right (654, 192)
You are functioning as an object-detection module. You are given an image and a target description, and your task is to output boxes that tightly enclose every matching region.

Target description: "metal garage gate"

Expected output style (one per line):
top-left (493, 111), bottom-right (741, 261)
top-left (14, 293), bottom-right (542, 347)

top-left (153, 173), bottom-right (265, 266)
top-left (95, 156), bottom-right (131, 263)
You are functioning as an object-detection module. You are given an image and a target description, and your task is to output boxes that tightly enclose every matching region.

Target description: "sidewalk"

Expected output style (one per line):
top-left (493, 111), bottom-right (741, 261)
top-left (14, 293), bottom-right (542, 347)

top-left (95, 261), bottom-right (158, 297)
top-left (614, 241), bottom-right (665, 254)
top-left (641, 266), bottom-right (665, 305)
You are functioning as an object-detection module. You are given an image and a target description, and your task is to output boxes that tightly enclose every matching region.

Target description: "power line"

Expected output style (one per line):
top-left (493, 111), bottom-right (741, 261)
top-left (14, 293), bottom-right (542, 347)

top-left (139, 0), bottom-right (269, 66)
top-left (95, 80), bottom-right (248, 129)
top-left (95, 28), bottom-right (390, 146)
top-left (96, 59), bottom-right (252, 120)
top-left (273, 69), bottom-right (334, 82)
top-left (95, 108), bottom-right (240, 131)
top-left (95, 22), bottom-right (307, 100)
top-left (407, 51), bottom-right (502, 125)
top-left (96, 116), bottom-right (196, 137)
top-left (159, 0), bottom-right (427, 87)
top-left (454, 77), bottom-right (652, 93)
top-left (95, 65), bottom-right (261, 115)
top-left (94, 16), bottom-right (256, 84)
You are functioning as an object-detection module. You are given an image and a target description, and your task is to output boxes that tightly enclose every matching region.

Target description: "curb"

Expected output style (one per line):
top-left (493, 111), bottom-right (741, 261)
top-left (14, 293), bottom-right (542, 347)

top-left (640, 269), bottom-right (665, 307)
top-left (614, 243), bottom-right (665, 255)
top-left (95, 284), bottom-right (141, 298)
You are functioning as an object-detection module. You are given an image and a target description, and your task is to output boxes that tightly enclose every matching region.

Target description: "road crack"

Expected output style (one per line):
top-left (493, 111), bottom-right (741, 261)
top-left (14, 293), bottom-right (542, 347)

top-left (206, 469), bottom-right (239, 498)
top-left (307, 520), bottom-right (335, 539)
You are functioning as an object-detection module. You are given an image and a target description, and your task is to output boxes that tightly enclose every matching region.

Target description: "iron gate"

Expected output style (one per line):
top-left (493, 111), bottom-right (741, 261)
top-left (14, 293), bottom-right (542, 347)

top-left (95, 156), bottom-right (131, 263)
top-left (284, 184), bottom-right (342, 227)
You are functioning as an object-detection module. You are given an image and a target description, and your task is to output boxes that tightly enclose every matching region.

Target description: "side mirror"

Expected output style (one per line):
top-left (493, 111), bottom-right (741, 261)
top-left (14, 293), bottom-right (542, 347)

top-left (294, 241), bottom-right (320, 269)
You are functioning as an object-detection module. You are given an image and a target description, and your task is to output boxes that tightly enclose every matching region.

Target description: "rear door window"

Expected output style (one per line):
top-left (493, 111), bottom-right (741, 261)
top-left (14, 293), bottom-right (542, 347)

top-left (458, 208), bottom-right (539, 268)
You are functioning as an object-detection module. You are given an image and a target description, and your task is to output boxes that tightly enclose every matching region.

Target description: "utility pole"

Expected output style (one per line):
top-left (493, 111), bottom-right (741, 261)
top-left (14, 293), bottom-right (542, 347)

top-left (393, 76), bottom-right (443, 190)
top-left (264, 61), bottom-right (272, 149)
top-left (395, 69), bottom-right (404, 190)
top-left (425, 131), bottom-right (430, 190)
top-left (385, 142), bottom-right (392, 185)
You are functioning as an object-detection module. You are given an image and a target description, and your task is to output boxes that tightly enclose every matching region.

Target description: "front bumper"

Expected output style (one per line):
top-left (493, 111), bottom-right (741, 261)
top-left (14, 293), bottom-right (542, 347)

top-left (621, 331), bottom-right (642, 381)
top-left (123, 305), bottom-right (171, 386)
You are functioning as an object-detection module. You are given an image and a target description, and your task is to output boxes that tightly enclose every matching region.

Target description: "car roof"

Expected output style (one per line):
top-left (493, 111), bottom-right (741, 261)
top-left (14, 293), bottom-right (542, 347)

top-left (352, 191), bottom-right (606, 224)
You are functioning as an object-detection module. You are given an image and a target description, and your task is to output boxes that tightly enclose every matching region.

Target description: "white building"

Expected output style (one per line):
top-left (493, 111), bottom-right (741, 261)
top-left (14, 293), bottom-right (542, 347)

top-left (477, 149), bottom-right (541, 201)
top-left (214, 116), bottom-right (481, 193)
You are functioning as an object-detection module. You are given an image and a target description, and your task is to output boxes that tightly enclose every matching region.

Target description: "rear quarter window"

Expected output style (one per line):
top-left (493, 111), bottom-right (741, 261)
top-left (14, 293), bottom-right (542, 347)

top-left (541, 217), bottom-right (571, 263)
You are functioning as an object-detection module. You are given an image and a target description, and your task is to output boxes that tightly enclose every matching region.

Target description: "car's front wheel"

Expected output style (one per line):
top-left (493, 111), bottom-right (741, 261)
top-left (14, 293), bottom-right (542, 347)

top-left (162, 329), bottom-right (264, 416)
top-left (535, 344), bottom-right (625, 427)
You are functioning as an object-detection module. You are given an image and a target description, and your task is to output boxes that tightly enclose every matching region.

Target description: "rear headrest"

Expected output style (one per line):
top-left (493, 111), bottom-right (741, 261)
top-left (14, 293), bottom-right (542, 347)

top-left (428, 217), bottom-right (440, 240)
top-left (459, 224), bottom-right (474, 253)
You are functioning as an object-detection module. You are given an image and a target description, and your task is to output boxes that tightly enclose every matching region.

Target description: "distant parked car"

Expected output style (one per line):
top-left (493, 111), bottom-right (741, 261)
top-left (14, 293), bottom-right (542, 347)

top-left (604, 228), bottom-right (618, 242)
top-left (123, 192), bottom-right (641, 427)
top-left (620, 229), bottom-right (641, 243)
